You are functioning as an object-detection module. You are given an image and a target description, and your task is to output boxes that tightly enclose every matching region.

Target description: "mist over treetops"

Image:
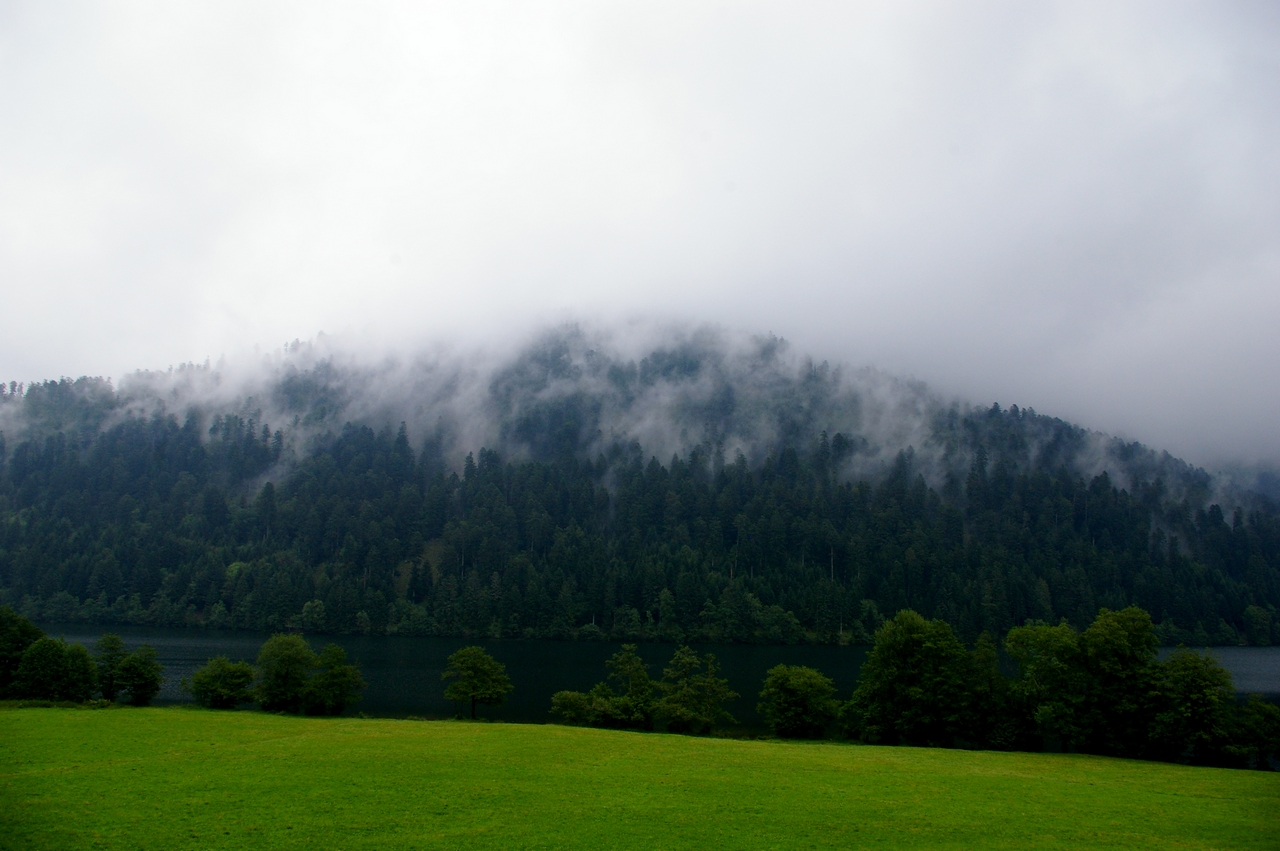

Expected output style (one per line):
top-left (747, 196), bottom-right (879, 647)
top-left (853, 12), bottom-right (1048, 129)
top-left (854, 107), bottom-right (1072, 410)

top-left (1, 325), bottom-right (1277, 647)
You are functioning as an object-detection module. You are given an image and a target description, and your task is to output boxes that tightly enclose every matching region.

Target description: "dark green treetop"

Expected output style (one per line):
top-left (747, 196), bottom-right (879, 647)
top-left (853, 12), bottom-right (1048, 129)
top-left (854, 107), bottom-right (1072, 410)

top-left (756, 664), bottom-right (837, 739)
top-left (304, 644), bottom-right (366, 715)
top-left (13, 637), bottom-right (95, 702)
top-left (184, 656), bottom-right (256, 709)
top-left (655, 646), bottom-right (737, 735)
top-left (256, 634), bottom-right (318, 712)
top-left (116, 646), bottom-right (164, 706)
top-left (0, 606), bottom-right (43, 697)
top-left (94, 634), bottom-right (127, 702)
top-left (442, 646), bottom-right (513, 719)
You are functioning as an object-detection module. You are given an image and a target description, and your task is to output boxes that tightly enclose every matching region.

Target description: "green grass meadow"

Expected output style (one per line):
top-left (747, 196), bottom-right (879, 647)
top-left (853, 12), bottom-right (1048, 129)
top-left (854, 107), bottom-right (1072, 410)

top-left (2, 707), bottom-right (1277, 850)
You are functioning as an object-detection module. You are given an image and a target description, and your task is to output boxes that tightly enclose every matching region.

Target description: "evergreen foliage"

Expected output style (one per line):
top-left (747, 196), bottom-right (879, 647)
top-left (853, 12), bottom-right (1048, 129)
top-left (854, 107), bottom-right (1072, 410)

top-left (1, 376), bottom-right (1278, 648)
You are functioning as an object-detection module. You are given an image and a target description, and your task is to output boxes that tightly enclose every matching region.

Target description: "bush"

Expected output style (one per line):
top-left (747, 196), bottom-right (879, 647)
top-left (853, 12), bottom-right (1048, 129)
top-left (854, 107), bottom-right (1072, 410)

top-left (1224, 695), bottom-right (1280, 769)
top-left (550, 689), bottom-right (595, 724)
top-left (1148, 648), bottom-right (1235, 763)
top-left (185, 656), bottom-right (256, 709)
top-left (757, 665), bottom-right (837, 738)
top-left (63, 643), bottom-right (98, 703)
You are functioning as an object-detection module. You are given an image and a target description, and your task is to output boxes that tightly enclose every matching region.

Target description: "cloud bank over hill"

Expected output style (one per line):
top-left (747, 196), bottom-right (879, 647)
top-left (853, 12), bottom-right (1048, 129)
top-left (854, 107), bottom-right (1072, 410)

top-left (6, 323), bottom-right (1264, 509)
top-left (1, 3), bottom-right (1279, 468)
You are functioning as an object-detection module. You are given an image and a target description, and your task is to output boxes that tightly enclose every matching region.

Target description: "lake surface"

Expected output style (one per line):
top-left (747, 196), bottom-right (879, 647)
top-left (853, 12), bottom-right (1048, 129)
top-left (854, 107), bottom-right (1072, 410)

top-left (40, 624), bottom-right (1280, 727)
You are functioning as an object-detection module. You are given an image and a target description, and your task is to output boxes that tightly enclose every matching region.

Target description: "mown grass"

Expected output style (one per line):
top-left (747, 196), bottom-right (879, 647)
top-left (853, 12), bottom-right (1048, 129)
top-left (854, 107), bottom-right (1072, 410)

top-left (1, 707), bottom-right (1276, 850)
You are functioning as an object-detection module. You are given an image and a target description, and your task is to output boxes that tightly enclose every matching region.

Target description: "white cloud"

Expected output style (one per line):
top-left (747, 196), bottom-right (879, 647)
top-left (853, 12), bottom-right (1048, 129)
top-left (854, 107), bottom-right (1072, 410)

top-left (1, 0), bottom-right (1277, 466)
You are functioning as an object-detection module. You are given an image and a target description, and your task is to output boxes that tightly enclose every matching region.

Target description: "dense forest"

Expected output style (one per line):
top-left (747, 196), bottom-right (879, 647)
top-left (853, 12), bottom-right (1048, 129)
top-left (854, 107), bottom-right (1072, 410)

top-left (1, 330), bottom-right (1278, 645)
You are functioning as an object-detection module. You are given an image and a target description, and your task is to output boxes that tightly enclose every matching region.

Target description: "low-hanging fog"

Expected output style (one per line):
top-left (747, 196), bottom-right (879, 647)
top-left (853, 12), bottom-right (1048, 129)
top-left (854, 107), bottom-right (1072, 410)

top-left (2, 2), bottom-right (1278, 470)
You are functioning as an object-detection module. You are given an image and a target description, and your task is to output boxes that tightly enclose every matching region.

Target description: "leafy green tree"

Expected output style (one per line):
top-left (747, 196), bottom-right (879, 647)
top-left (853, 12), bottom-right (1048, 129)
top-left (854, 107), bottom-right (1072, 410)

top-left (304, 644), bottom-right (366, 715)
top-left (1224, 695), bottom-right (1280, 769)
top-left (757, 664), bottom-right (837, 738)
top-left (256, 634), bottom-right (318, 712)
top-left (64, 643), bottom-right (98, 703)
top-left (184, 656), bottom-right (256, 709)
top-left (116, 646), bottom-right (164, 706)
top-left (655, 646), bottom-right (737, 734)
top-left (1004, 621), bottom-right (1089, 751)
top-left (442, 646), bottom-right (512, 719)
top-left (0, 606), bottom-right (44, 697)
top-left (13, 637), bottom-right (95, 701)
top-left (1149, 648), bottom-right (1234, 763)
top-left (1078, 607), bottom-right (1159, 756)
top-left (549, 645), bottom-right (658, 730)
top-left (14, 638), bottom-right (68, 700)
top-left (843, 610), bottom-right (978, 747)
top-left (94, 634), bottom-right (128, 701)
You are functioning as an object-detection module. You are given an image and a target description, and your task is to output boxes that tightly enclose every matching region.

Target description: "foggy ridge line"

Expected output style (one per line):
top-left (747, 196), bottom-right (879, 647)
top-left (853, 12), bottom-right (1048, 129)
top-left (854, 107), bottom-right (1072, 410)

top-left (0, 324), bottom-right (1253, 509)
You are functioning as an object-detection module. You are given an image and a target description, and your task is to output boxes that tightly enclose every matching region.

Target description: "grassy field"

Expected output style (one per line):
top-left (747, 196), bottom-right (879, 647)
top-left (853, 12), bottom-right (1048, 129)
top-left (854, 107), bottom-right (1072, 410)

top-left (2, 707), bottom-right (1277, 850)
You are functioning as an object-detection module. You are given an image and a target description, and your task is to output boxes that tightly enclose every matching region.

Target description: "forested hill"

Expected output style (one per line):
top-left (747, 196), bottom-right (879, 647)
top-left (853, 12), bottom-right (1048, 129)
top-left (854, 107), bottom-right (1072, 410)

top-left (0, 327), bottom-right (1277, 645)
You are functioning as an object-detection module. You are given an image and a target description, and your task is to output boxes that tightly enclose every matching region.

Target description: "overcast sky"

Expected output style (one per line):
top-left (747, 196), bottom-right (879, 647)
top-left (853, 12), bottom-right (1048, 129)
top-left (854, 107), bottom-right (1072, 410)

top-left (2, 1), bottom-right (1278, 468)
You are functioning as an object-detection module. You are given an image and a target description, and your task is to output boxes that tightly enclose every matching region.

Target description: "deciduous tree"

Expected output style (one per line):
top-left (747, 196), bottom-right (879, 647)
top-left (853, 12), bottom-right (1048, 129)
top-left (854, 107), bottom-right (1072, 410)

top-left (442, 646), bottom-right (512, 719)
top-left (256, 634), bottom-right (318, 712)
top-left (94, 634), bottom-right (127, 701)
top-left (304, 644), bottom-right (366, 715)
top-left (0, 606), bottom-right (43, 697)
top-left (757, 664), bottom-right (837, 739)
top-left (184, 656), bottom-right (256, 709)
top-left (116, 646), bottom-right (164, 706)
top-left (655, 646), bottom-right (737, 734)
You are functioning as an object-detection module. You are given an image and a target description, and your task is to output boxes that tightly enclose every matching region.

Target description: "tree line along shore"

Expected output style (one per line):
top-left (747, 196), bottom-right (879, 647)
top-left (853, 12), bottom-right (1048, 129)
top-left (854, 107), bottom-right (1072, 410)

top-left (4, 602), bottom-right (1278, 770)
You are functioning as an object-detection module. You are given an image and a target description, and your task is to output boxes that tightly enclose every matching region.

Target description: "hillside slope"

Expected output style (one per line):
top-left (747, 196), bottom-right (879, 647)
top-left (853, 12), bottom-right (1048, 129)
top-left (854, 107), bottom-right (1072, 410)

top-left (1, 327), bottom-right (1277, 644)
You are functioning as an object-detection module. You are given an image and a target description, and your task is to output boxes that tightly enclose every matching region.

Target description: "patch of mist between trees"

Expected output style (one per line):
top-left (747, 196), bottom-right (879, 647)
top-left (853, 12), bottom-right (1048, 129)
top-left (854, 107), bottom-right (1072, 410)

top-left (0, 320), bottom-right (1252, 512)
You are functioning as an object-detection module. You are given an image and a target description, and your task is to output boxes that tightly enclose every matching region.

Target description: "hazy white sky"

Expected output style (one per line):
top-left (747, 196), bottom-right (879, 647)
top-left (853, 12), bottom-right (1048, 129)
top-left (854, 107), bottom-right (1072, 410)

top-left (2, 1), bottom-right (1278, 467)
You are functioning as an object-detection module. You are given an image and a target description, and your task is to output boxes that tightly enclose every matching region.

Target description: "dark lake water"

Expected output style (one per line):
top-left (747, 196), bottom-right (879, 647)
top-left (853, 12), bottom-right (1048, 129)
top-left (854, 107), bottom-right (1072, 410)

top-left (39, 624), bottom-right (1280, 728)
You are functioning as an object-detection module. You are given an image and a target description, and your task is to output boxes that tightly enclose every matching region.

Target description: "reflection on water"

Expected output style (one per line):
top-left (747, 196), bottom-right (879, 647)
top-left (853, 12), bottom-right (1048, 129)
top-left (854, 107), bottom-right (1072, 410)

top-left (39, 624), bottom-right (1280, 726)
